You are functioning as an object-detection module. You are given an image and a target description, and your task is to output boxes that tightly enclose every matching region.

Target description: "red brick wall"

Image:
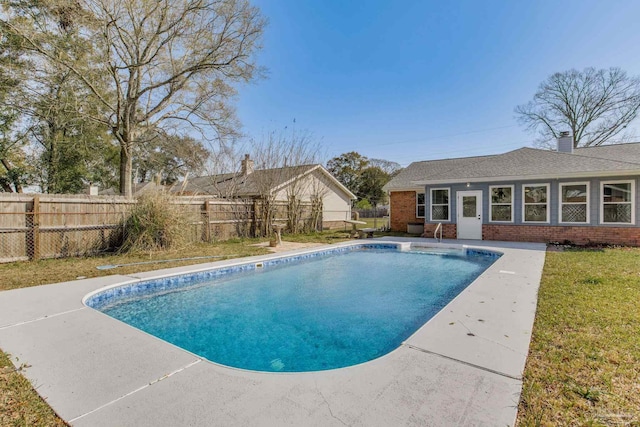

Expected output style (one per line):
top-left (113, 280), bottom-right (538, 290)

top-left (483, 224), bottom-right (640, 246)
top-left (390, 191), bottom-right (422, 231)
top-left (423, 223), bottom-right (457, 239)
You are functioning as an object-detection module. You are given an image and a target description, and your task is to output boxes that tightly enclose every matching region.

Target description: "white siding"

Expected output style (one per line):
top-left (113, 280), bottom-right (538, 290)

top-left (274, 170), bottom-right (352, 222)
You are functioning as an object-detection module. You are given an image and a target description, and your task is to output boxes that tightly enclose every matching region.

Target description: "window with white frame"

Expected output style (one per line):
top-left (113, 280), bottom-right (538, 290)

top-left (559, 182), bottom-right (589, 223)
top-left (601, 181), bottom-right (635, 224)
top-left (523, 184), bottom-right (549, 222)
top-left (489, 185), bottom-right (513, 222)
top-left (416, 192), bottom-right (425, 218)
top-left (430, 188), bottom-right (450, 221)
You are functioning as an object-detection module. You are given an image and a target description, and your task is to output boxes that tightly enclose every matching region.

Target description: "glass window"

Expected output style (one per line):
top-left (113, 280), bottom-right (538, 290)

top-left (490, 186), bottom-right (513, 222)
top-left (416, 192), bottom-right (425, 218)
top-left (601, 181), bottom-right (634, 224)
top-left (430, 188), bottom-right (449, 221)
top-left (560, 183), bottom-right (589, 223)
top-left (523, 184), bottom-right (549, 222)
top-left (462, 196), bottom-right (476, 217)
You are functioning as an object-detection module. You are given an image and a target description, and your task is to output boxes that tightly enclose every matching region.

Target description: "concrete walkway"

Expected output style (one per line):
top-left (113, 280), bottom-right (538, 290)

top-left (0, 239), bottom-right (546, 426)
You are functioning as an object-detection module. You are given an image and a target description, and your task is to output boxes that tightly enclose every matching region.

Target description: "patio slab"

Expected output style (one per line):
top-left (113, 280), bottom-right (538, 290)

top-left (0, 275), bottom-right (138, 328)
top-left (404, 245), bottom-right (545, 379)
top-left (0, 307), bottom-right (199, 421)
top-left (74, 346), bottom-right (521, 427)
top-left (0, 239), bottom-right (546, 426)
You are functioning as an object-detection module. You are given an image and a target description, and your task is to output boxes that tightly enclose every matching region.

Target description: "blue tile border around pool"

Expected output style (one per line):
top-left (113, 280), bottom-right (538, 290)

top-left (84, 242), bottom-right (502, 311)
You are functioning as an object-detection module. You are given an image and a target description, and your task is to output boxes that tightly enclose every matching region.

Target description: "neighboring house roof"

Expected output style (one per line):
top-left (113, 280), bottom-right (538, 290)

top-left (174, 164), bottom-right (357, 199)
top-left (383, 143), bottom-right (640, 189)
top-left (99, 181), bottom-right (165, 196)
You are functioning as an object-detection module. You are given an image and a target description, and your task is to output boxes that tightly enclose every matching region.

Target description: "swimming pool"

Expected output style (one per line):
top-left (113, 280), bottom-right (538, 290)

top-left (86, 243), bottom-right (499, 372)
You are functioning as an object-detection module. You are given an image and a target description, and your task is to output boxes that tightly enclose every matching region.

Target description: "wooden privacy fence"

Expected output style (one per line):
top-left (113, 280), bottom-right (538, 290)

top-left (0, 194), bottom-right (316, 263)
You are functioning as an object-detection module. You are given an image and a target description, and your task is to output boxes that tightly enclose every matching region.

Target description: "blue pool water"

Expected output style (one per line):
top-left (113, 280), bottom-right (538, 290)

top-left (98, 247), bottom-right (496, 372)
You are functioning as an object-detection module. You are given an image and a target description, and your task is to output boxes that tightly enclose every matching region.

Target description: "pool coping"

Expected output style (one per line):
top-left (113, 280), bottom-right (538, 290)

top-left (0, 238), bottom-right (546, 426)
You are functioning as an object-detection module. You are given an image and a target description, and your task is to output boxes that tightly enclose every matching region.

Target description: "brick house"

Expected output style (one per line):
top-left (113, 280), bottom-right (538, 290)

top-left (383, 134), bottom-right (640, 246)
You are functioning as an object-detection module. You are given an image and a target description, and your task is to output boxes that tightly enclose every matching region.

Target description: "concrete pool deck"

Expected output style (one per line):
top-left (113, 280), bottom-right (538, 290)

top-left (0, 238), bottom-right (546, 426)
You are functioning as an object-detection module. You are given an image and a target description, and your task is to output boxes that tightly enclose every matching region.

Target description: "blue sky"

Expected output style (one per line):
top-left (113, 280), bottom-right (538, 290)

top-left (235, 0), bottom-right (640, 167)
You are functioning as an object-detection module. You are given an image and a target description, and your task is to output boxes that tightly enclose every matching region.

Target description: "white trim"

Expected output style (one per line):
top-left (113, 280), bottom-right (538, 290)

top-left (558, 182), bottom-right (590, 224)
top-left (600, 180), bottom-right (635, 225)
top-left (273, 165), bottom-right (357, 200)
top-left (522, 183), bottom-right (550, 223)
top-left (412, 169), bottom-right (640, 186)
top-left (386, 187), bottom-right (426, 193)
top-left (416, 191), bottom-right (425, 218)
top-left (488, 185), bottom-right (514, 223)
top-left (429, 187), bottom-right (451, 222)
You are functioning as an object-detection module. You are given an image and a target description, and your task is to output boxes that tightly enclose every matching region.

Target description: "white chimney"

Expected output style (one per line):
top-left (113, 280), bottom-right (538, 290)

top-left (86, 183), bottom-right (99, 195)
top-left (557, 132), bottom-right (574, 153)
top-left (241, 154), bottom-right (254, 175)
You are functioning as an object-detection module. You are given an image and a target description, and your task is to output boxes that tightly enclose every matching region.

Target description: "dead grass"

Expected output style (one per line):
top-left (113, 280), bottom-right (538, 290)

top-left (0, 240), bottom-right (271, 292)
top-left (516, 248), bottom-right (640, 426)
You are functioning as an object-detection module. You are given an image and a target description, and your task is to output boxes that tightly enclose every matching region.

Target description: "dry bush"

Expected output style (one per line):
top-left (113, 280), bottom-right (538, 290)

top-left (117, 192), bottom-right (190, 253)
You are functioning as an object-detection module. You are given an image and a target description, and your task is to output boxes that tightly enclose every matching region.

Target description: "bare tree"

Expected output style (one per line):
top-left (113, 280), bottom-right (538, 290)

top-left (2, 0), bottom-right (265, 197)
top-left (516, 67), bottom-right (640, 148)
top-left (368, 158), bottom-right (402, 176)
top-left (199, 141), bottom-right (248, 198)
top-left (195, 144), bottom-right (255, 237)
top-left (249, 130), bottom-right (324, 235)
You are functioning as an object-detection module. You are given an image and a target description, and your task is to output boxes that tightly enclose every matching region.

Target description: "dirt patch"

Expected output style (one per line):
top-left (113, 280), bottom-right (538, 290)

top-left (250, 241), bottom-right (328, 253)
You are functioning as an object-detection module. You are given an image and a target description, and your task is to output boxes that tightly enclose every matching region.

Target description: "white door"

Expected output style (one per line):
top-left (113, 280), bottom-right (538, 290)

top-left (457, 190), bottom-right (482, 240)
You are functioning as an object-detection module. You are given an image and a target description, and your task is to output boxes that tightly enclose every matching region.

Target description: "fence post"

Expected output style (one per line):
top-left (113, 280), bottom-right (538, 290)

top-left (27, 196), bottom-right (41, 261)
top-left (252, 199), bottom-right (259, 238)
top-left (203, 200), bottom-right (211, 242)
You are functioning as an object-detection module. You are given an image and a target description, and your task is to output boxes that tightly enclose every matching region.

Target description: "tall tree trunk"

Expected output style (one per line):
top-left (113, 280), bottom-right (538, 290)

top-left (119, 142), bottom-right (133, 198)
top-left (46, 134), bottom-right (57, 193)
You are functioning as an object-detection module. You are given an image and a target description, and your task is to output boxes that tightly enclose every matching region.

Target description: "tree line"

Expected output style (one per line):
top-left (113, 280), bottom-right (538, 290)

top-left (326, 152), bottom-right (401, 209)
top-left (3, 0), bottom-right (637, 200)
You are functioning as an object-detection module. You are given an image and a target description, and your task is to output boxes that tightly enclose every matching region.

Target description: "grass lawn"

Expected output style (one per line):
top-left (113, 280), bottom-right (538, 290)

top-left (358, 217), bottom-right (389, 230)
top-left (516, 248), bottom-right (640, 426)
top-left (1, 238), bottom-right (639, 425)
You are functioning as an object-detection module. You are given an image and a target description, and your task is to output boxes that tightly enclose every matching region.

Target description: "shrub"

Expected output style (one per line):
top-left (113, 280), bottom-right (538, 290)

top-left (117, 192), bottom-right (190, 253)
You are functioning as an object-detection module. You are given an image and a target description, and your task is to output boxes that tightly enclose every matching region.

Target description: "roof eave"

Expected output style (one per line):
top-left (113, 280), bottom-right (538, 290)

top-left (411, 169), bottom-right (640, 186)
top-left (383, 186), bottom-right (425, 192)
top-left (269, 165), bottom-right (357, 200)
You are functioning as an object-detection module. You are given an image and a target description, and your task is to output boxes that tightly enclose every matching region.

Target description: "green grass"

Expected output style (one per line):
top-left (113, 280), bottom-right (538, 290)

top-left (358, 217), bottom-right (389, 230)
top-left (516, 248), bottom-right (640, 426)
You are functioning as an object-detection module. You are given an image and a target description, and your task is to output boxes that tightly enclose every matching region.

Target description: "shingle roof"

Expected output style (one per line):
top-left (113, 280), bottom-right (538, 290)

top-left (384, 142), bottom-right (640, 189)
top-left (99, 181), bottom-right (165, 196)
top-left (383, 155), bottom-right (496, 191)
top-left (174, 164), bottom-right (356, 199)
top-left (575, 142), bottom-right (640, 164)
